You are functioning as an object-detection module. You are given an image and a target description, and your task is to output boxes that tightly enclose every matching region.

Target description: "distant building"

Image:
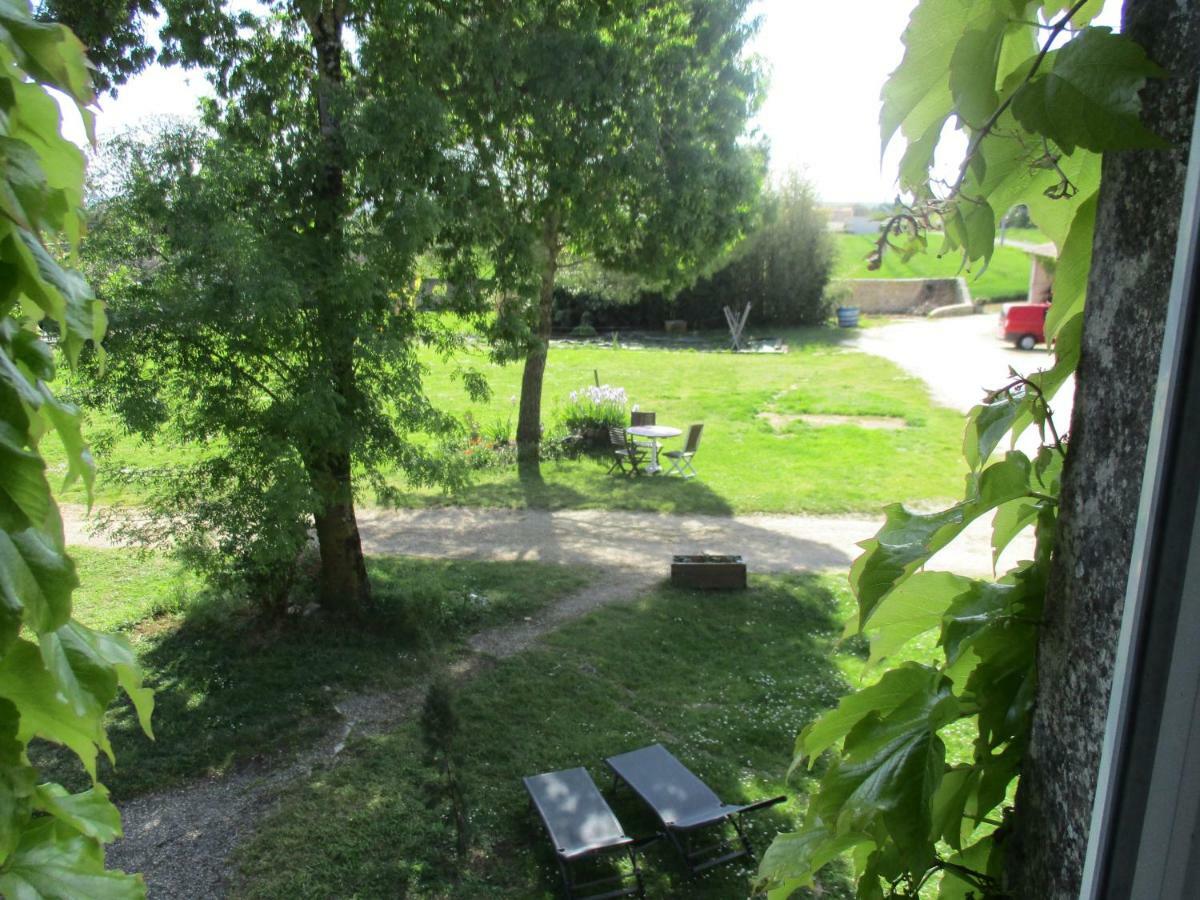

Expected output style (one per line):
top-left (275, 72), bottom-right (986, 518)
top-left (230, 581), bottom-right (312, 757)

top-left (1022, 243), bottom-right (1057, 303)
top-left (822, 205), bottom-right (882, 236)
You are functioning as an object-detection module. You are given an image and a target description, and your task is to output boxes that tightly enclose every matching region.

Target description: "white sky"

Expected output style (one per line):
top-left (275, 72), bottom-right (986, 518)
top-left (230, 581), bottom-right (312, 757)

top-left (60, 0), bottom-right (1123, 204)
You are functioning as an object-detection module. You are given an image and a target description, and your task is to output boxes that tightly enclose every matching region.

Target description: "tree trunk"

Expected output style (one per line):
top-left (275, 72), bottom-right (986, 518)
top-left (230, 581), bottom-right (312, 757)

top-left (309, 452), bottom-right (371, 616)
top-left (301, 0), bottom-right (371, 613)
top-left (1005, 4), bottom-right (1199, 896)
top-left (516, 211), bottom-right (562, 468)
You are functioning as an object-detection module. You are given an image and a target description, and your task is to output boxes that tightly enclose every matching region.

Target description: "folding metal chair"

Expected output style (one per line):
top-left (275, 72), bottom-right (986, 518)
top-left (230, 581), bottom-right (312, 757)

top-left (605, 744), bottom-right (784, 876)
top-left (664, 424), bottom-right (702, 478)
top-left (524, 767), bottom-right (653, 899)
top-left (606, 427), bottom-right (646, 476)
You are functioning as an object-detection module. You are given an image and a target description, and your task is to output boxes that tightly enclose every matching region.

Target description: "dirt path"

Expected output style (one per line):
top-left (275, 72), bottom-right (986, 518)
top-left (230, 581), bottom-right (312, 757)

top-left (88, 505), bottom-right (1023, 897)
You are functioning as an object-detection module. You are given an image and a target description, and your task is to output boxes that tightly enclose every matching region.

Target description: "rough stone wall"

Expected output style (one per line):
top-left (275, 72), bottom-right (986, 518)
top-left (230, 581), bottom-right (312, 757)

top-left (1005, 2), bottom-right (1199, 896)
top-left (842, 277), bottom-right (971, 314)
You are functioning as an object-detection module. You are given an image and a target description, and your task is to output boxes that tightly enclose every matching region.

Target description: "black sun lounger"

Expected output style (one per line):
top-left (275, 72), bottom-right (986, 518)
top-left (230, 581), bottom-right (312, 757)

top-left (524, 767), bottom-right (649, 900)
top-left (604, 743), bottom-right (785, 875)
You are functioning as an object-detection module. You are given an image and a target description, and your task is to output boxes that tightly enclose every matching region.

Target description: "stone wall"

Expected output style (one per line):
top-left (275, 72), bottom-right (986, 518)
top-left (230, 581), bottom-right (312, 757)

top-left (841, 277), bottom-right (972, 314)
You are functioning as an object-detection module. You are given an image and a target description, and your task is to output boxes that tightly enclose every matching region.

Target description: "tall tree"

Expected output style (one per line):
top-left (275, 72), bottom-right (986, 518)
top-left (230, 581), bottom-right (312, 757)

top-left (445, 0), bottom-right (764, 468)
top-left (754, 2), bottom-right (1188, 896)
top-left (1006, 1), bottom-right (1200, 894)
top-left (83, 3), bottom-right (488, 615)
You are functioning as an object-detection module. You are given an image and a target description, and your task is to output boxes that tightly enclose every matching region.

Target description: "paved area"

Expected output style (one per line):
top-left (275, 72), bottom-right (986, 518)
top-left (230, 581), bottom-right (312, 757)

top-left (855, 313), bottom-right (1074, 427)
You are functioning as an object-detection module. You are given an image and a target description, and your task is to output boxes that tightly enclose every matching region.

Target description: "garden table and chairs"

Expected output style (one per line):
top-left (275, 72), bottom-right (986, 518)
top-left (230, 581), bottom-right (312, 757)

top-left (626, 424), bottom-right (682, 474)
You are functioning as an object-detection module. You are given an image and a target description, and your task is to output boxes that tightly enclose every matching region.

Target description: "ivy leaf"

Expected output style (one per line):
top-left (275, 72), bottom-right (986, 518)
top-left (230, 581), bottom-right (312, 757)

top-left (963, 394), bottom-right (1021, 470)
top-left (0, 419), bottom-right (50, 528)
top-left (0, 819), bottom-right (144, 900)
top-left (880, 0), bottom-right (974, 157)
top-left (949, 23), bottom-right (1006, 128)
top-left (929, 765), bottom-right (980, 850)
top-left (862, 571), bottom-right (975, 666)
top-left (852, 454), bottom-right (1032, 627)
top-left (36, 384), bottom-right (94, 497)
top-left (1012, 27), bottom-right (1169, 154)
top-left (851, 504), bottom-right (968, 629)
top-left (992, 498), bottom-right (1041, 565)
top-left (0, 639), bottom-right (105, 779)
top-left (1044, 190), bottom-right (1097, 341)
top-left (33, 783), bottom-right (122, 844)
top-left (753, 825), bottom-right (872, 898)
top-left (799, 664), bottom-right (945, 769)
top-left (813, 671), bottom-right (959, 861)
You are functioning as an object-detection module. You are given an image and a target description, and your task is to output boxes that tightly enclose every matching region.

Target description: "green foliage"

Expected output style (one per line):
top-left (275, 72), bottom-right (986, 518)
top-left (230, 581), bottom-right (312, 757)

top-left (78, 1), bottom-right (511, 608)
top-left (673, 174), bottom-right (835, 326)
top-left (559, 384), bottom-right (631, 439)
top-left (757, 3), bottom-right (1166, 897)
top-left (0, 3), bottom-right (150, 894)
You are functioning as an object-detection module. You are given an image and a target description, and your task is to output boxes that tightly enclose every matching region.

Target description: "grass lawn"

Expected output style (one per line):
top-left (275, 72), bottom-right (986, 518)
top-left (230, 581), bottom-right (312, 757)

top-left (36, 548), bottom-right (590, 800)
top-left (393, 331), bottom-right (967, 515)
top-left (233, 574), bottom-right (859, 899)
top-left (45, 328), bottom-right (969, 516)
top-left (833, 233), bottom-right (1031, 300)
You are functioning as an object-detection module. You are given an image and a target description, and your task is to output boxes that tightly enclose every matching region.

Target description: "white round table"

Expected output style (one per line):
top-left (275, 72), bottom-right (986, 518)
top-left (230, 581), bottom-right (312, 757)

top-left (627, 425), bottom-right (682, 473)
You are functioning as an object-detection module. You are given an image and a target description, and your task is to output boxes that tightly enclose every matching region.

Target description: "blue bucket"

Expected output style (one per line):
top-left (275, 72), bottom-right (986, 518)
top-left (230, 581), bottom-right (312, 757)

top-left (837, 306), bottom-right (860, 328)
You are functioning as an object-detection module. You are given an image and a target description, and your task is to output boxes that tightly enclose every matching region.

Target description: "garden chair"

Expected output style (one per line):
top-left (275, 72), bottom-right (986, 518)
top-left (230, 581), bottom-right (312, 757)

top-left (629, 410), bottom-right (657, 454)
top-left (664, 424), bottom-right (703, 478)
top-left (607, 427), bottom-right (646, 476)
top-left (523, 767), bottom-right (652, 899)
top-left (604, 743), bottom-right (785, 876)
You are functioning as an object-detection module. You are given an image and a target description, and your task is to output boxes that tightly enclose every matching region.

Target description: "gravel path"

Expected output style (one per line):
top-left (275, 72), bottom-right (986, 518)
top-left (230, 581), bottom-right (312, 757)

top-left (81, 505), bottom-right (1024, 897)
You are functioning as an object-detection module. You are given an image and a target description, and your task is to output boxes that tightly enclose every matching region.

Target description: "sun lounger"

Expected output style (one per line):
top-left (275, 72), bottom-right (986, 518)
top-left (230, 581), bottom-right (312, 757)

top-left (604, 744), bottom-right (785, 875)
top-left (523, 766), bottom-right (650, 899)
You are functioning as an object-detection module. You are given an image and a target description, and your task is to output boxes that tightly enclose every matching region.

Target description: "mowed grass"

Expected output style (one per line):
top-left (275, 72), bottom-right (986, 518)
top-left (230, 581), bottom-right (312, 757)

top-left (36, 548), bottom-right (590, 799)
top-left (393, 330), bottom-right (967, 515)
top-left (833, 233), bottom-right (1031, 300)
top-left (233, 574), bottom-right (858, 900)
top-left (45, 326), bottom-right (968, 515)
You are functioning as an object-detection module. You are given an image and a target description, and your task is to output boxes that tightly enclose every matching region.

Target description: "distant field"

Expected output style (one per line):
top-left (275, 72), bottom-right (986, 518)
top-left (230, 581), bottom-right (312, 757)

top-left (833, 232), bottom-right (1031, 300)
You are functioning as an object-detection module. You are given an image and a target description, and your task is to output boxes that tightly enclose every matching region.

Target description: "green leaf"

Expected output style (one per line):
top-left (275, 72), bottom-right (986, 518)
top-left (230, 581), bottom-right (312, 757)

top-left (850, 504), bottom-right (968, 628)
top-left (929, 764), bottom-right (980, 850)
top-left (862, 571), bottom-right (975, 665)
top-left (1044, 189), bottom-right (1097, 341)
top-left (754, 825), bottom-right (872, 899)
top-left (949, 23), bottom-right (1005, 128)
top-left (0, 819), bottom-right (144, 900)
top-left (1012, 27), bottom-right (1169, 154)
top-left (813, 671), bottom-right (959, 860)
top-left (0, 419), bottom-right (49, 528)
top-left (0, 638), bottom-right (106, 779)
top-left (964, 395), bottom-right (1021, 470)
top-left (36, 384), bottom-right (94, 497)
top-left (33, 783), bottom-right (122, 844)
top-left (799, 664), bottom-right (944, 768)
top-left (880, 0), bottom-right (975, 156)
top-left (991, 498), bottom-right (1041, 565)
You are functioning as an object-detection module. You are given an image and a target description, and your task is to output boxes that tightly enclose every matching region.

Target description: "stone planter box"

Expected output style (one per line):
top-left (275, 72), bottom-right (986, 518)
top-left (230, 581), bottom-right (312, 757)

top-left (671, 554), bottom-right (747, 590)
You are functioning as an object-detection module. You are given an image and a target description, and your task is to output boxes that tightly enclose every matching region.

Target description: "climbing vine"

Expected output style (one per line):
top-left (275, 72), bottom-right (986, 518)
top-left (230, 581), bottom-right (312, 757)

top-left (755, 2), bottom-right (1163, 897)
top-left (0, 3), bottom-right (152, 896)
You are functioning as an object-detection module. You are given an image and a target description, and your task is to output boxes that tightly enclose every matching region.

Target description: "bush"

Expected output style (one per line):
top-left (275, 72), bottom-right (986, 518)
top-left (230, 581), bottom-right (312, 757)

top-left (551, 174), bottom-right (834, 331)
top-left (559, 384), bottom-right (630, 441)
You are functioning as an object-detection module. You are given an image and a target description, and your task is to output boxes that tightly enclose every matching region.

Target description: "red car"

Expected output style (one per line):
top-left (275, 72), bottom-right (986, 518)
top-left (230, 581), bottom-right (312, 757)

top-left (999, 301), bottom-right (1051, 350)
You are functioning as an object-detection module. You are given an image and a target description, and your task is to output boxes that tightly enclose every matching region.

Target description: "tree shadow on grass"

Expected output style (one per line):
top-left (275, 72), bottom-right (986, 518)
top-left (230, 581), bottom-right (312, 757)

top-left (234, 573), bottom-right (858, 899)
top-left (32, 556), bottom-right (588, 801)
top-left (421, 453), bottom-right (739, 517)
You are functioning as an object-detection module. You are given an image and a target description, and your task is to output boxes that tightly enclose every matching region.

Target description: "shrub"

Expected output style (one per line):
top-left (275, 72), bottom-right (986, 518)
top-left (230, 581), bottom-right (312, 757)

top-left (560, 385), bottom-right (630, 439)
